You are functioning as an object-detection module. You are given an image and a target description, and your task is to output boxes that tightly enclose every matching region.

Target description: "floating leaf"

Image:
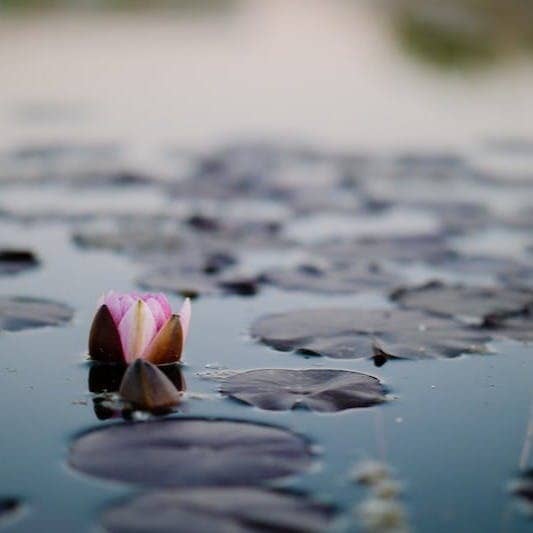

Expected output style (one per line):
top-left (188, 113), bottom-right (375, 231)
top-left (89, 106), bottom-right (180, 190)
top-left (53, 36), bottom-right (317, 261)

top-left (139, 269), bottom-right (260, 298)
top-left (69, 419), bottom-right (314, 487)
top-left (260, 262), bottom-right (401, 295)
top-left (391, 281), bottom-right (533, 341)
top-left (391, 281), bottom-right (533, 320)
top-left (0, 296), bottom-right (73, 332)
top-left (251, 308), bottom-right (490, 361)
top-left (220, 369), bottom-right (386, 412)
top-left (102, 487), bottom-right (335, 533)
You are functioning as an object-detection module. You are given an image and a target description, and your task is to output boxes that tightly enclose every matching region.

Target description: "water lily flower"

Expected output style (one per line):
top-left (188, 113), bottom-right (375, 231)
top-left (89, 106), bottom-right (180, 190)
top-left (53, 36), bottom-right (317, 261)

top-left (89, 291), bottom-right (191, 364)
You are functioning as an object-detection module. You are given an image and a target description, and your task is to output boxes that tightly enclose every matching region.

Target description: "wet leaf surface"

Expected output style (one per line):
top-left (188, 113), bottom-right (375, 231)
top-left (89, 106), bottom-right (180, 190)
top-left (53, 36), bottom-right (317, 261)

top-left (220, 369), bottom-right (386, 411)
top-left (251, 308), bottom-right (491, 361)
top-left (0, 296), bottom-right (73, 332)
top-left (69, 418), bottom-right (314, 487)
top-left (102, 487), bottom-right (335, 533)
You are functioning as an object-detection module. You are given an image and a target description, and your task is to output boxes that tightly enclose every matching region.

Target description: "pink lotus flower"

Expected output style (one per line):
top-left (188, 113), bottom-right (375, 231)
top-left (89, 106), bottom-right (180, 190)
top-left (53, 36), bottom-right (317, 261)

top-left (88, 291), bottom-right (191, 365)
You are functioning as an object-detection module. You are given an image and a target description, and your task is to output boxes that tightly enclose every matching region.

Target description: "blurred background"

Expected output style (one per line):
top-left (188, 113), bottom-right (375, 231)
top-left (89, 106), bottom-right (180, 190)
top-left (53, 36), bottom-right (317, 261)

top-left (1, 0), bottom-right (533, 153)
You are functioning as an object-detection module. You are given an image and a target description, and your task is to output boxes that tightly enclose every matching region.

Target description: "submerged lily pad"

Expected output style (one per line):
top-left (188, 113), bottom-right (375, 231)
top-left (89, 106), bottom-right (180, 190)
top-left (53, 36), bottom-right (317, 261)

top-left (251, 308), bottom-right (490, 361)
top-left (0, 296), bottom-right (73, 332)
top-left (220, 369), bottom-right (386, 411)
top-left (69, 419), bottom-right (314, 487)
top-left (0, 250), bottom-right (39, 275)
top-left (102, 487), bottom-right (335, 533)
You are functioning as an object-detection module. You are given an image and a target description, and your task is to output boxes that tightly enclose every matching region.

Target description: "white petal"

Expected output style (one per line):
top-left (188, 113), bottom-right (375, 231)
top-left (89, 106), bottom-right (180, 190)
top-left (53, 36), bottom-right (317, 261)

top-left (118, 300), bottom-right (157, 363)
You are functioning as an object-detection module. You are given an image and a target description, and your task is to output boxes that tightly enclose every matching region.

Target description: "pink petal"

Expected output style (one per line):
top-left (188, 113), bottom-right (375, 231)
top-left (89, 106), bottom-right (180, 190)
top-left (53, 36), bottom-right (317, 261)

top-left (118, 299), bottom-right (157, 363)
top-left (101, 291), bottom-right (123, 326)
top-left (178, 298), bottom-right (191, 344)
top-left (153, 293), bottom-right (172, 319)
top-left (145, 297), bottom-right (167, 330)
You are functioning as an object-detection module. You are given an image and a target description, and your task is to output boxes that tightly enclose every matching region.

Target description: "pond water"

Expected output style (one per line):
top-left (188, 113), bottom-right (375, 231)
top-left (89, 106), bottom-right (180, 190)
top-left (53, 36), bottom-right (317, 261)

top-left (1, 1), bottom-right (533, 533)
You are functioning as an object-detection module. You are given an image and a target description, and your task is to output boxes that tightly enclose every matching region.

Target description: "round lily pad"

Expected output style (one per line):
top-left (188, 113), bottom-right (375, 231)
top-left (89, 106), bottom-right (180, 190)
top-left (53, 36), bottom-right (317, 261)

top-left (220, 369), bottom-right (386, 412)
top-left (0, 296), bottom-right (73, 332)
top-left (69, 418), bottom-right (314, 487)
top-left (251, 308), bottom-right (490, 361)
top-left (102, 487), bottom-right (335, 533)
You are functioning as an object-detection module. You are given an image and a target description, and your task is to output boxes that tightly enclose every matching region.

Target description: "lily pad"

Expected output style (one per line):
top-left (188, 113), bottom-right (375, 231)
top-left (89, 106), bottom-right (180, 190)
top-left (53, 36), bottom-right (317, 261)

top-left (138, 269), bottom-right (260, 298)
top-left (260, 262), bottom-right (401, 295)
top-left (391, 282), bottom-right (533, 320)
top-left (251, 308), bottom-right (490, 361)
top-left (69, 418), bottom-right (314, 487)
top-left (0, 296), bottom-right (73, 332)
top-left (391, 282), bottom-right (533, 341)
top-left (220, 369), bottom-right (386, 412)
top-left (313, 235), bottom-right (452, 265)
top-left (0, 250), bottom-right (39, 275)
top-left (102, 487), bottom-right (335, 533)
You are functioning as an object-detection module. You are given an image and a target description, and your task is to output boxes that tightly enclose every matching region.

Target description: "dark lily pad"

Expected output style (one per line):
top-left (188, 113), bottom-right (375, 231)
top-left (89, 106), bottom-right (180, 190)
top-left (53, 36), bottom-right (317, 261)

top-left (251, 308), bottom-right (490, 361)
top-left (73, 219), bottom-right (185, 254)
top-left (0, 296), bottom-right (73, 332)
top-left (138, 268), bottom-right (260, 298)
top-left (102, 487), bottom-right (335, 533)
top-left (391, 282), bottom-right (533, 341)
top-left (260, 262), bottom-right (401, 295)
top-left (220, 369), bottom-right (386, 412)
top-left (0, 249), bottom-right (39, 275)
top-left (391, 282), bottom-right (533, 320)
top-left (69, 418), bottom-right (314, 487)
top-left (313, 235), bottom-right (452, 265)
